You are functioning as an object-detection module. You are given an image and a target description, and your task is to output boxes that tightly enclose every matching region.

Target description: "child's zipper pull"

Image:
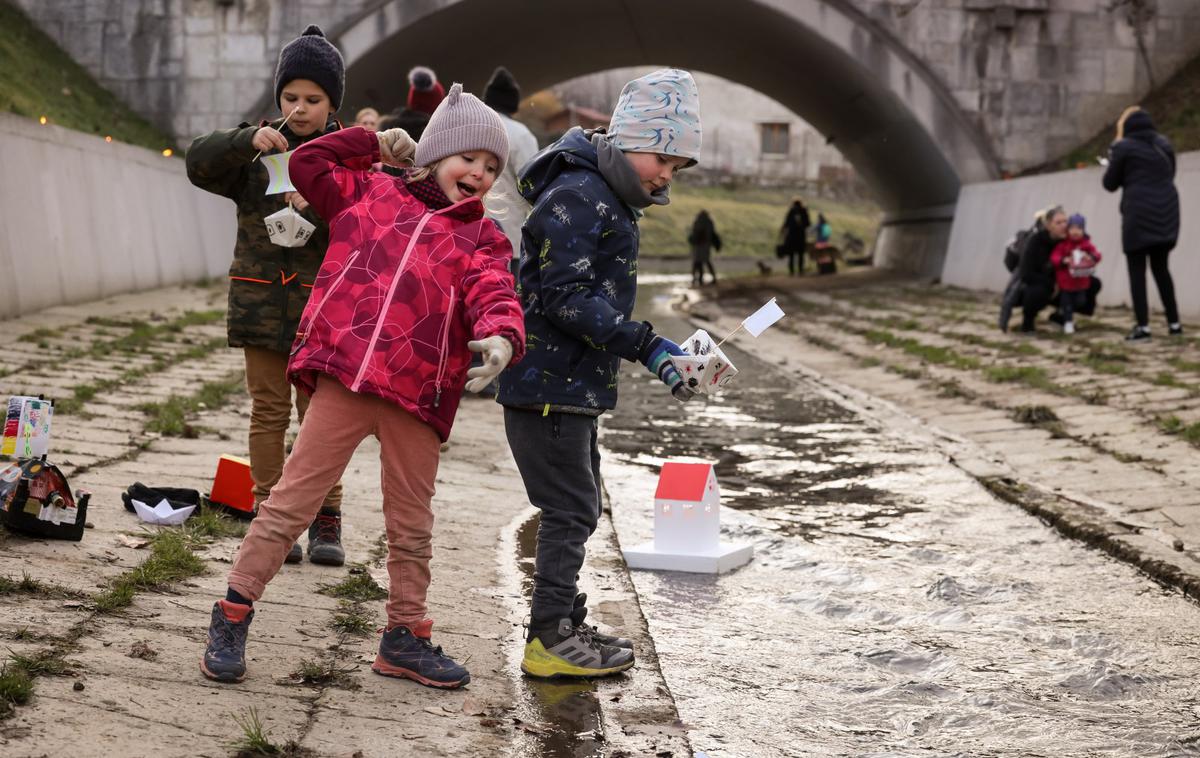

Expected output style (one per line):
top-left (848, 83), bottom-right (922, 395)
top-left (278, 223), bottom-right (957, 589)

top-left (433, 388), bottom-right (442, 408)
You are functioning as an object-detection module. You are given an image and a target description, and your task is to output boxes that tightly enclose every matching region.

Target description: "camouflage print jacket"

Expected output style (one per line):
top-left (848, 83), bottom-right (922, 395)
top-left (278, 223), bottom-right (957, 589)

top-left (185, 117), bottom-right (341, 353)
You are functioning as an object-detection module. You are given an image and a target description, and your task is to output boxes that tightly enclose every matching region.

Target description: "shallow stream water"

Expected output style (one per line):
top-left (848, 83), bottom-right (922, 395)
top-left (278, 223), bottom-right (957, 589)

top-left (596, 283), bottom-right (1200, 757)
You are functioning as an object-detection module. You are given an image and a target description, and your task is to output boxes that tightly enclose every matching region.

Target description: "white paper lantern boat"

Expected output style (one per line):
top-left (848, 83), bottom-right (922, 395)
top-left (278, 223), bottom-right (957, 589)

top-left (670, 328), bottom-right (738, 395)
top-left (264, 205), bottom-right (315, 248)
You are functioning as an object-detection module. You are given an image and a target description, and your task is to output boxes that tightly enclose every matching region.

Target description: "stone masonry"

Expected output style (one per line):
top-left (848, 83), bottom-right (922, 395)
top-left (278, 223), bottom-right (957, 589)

top-left (11, 0), bottom-right (1200, 174)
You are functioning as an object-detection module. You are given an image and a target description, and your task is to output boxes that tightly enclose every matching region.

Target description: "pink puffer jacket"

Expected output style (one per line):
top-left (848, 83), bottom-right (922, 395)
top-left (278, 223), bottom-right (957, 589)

top-left (287, 126), bottom-right (524, 440)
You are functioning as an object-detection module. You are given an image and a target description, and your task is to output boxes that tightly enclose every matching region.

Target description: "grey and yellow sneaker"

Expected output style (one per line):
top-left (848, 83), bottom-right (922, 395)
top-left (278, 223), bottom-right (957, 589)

top-left (570, 593), bottom-right (633, 649)
top-left (521, 618), bottom-right (634, 679)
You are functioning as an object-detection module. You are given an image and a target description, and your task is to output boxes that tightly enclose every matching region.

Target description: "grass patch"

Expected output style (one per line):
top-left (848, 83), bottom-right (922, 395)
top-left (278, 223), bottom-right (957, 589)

top-left (0, 663), bottom-right (33, 719)
top-left (1158, 415), bottom-right (1200, 446)
top-left (942, 330), bottom-right (1041, 357)
top-left (8, 649), bottom-right (73, 677)
top-left (94, 530), bottom-right (205, 613)
top-left (1169, 357), bottom-right (1200, 374)
top-left (860, 329), bottom-right (981, 370)
top-left (17, 327), bottom-right (62, 343)
top-left (330, 602), bottom-right (374, 637)
top-left (886, 363), bottom-right (923, 380)
top-left (287, 657), bottom-right (359, 690)
top-left (983, 365), bottom-right (1063, 394)
top-left (935, 379), bottom-right (974, 399)
top-left (0, 1), bottom-right (177, 150)
top-left (1153, 371), bottom-right (1185, 388)
top-left (231, 707), bottom-right (281, 756)
top-left (0, 572), bottom-right (86, 598)
top-left (136, 374), bottom-right (244, 437)
top-left (1011, 404), bottom-right (1067, 437)
top-left (858, 356), bottom-right (882, 368)
top-left (638, 181), bottom-right (881, 260)
top-left (317, 569), bottom-right (387, 602)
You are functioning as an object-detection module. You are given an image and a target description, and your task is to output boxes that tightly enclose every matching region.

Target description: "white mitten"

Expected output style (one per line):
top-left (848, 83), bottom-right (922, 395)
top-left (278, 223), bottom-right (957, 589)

top-left (376, 128), bottom-right (416, 167)
top-left (465, 336), bottom-right (514, 393)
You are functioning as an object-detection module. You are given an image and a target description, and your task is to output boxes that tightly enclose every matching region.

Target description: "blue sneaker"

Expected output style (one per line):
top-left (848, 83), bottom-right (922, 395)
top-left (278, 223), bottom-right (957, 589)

top-left (201, 600), bottom-right (253, 683)
top-left (371, 620), bottom-right (470, 689)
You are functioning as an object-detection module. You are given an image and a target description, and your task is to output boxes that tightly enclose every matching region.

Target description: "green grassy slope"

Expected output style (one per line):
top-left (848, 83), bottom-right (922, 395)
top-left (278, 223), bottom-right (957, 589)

top-left (638, 183), bottom-right (882, 259)
top-left (0, 0), bottom-right (176, 151)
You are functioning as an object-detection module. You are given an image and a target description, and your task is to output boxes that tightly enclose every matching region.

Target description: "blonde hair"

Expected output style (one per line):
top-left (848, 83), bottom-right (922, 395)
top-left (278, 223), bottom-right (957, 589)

top-left (355, 107), bottom-right (379, 123)
top-left (1115, 105), bottom-right (1141, 140)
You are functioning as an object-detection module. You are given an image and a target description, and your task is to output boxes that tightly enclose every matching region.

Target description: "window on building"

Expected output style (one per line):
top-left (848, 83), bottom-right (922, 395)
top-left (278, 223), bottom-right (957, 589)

top-left (760, 123), bottom-right (790, 155)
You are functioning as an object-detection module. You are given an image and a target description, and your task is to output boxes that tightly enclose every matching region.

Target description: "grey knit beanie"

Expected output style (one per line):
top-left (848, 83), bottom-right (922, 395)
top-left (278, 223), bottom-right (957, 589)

top-left (413, 83), bottom-right (509, 173)
top-left (609, 68), bottom-right (702, 166)
top-left (274, 25), bottom-right (345, 110)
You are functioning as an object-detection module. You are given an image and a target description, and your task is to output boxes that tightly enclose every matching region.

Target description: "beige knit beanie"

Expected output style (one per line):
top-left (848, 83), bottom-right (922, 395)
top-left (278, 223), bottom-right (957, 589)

top-left (413, 83), bottom-right (509, 172)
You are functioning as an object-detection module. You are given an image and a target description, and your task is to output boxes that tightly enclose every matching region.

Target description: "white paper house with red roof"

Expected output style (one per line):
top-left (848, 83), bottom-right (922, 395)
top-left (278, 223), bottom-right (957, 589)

top-left (623, 461), bottom-right (753, 574)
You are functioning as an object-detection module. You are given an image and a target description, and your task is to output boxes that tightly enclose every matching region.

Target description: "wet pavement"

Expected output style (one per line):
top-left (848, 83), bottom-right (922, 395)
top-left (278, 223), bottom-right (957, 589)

top-left (598, 281), bottom-right (1200, 757)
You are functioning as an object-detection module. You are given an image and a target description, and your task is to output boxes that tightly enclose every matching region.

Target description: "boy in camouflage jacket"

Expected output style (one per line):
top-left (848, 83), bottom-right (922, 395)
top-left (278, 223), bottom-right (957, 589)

top-left (186, 25), bottom-right (346, 565)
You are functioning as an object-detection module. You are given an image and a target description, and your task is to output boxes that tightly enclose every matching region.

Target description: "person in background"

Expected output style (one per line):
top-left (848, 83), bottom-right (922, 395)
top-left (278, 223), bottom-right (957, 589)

top-left (185, 25), bottom-right (347, 567)
top-left (1049, 214), bottom-right (1102, 335)
top-left (813, 213), bottom-right (837, 275)
top-left (482, 66), bottom-right (540, 274)
top-left (354, 107), bottom-right (379, 131)
top-left (1014, 205), bottom-right (1069, 333)
top-left (1102, 106), bottom-right (1183, 342)
top-left (688, 209), bottom-right (721, 286)
top-left (777, 197), bottom-right (810, 275)
top-left (377, 66), bottom-right (445, 141)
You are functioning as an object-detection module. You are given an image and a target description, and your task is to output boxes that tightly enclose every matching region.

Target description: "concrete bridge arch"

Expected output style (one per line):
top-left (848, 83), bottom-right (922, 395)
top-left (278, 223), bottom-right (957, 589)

top-left (320, 0), bottom-right (1001, 272)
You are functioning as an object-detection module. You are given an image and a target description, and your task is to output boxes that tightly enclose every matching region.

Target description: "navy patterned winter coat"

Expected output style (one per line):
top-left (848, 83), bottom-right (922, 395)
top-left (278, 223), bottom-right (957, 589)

top-left (1102, 111), bottom-right (1180, 253)
top-left (497, 127), bottom-right (653, 412)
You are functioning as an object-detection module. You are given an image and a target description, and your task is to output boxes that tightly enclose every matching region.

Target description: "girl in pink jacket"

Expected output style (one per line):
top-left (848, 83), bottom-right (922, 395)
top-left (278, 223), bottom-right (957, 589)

top-left (201, 84), bottom-right (524, 689)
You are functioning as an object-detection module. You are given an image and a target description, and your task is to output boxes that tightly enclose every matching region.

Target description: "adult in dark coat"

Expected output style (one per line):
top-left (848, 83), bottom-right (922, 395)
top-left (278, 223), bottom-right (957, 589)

top-left (1102, 107), bottom-right (1182, 340)
top-left (688, 210), bottom-right (720, 286)
top-left (778, 198), bottom-right (811, 275)
top-left (1015, 206), bottom-right (1069, 332)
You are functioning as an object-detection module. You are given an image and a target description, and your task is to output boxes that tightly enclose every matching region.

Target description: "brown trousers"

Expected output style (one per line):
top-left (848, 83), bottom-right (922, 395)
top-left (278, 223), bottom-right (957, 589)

top-left (229, 376), bottom-right (441, 627)
top-left (243, 347), bottom-right (342, 510)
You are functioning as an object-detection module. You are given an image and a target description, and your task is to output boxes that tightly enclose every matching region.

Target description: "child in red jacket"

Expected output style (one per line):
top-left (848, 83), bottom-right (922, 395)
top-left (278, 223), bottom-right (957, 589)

top-left (1050, 213), bottom-right (1102, 335)
top-left (201, 84), bottom-right (524, 690)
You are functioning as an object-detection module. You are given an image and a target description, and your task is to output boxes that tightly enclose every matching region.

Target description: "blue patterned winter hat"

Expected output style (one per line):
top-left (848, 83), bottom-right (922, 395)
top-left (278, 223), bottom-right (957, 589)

top-left (608, 68), bottom-right (702, 166)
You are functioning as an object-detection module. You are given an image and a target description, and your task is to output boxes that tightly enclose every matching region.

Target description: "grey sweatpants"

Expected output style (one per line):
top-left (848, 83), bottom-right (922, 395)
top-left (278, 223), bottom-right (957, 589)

top-left (503, 406), bottom-right (602, 626)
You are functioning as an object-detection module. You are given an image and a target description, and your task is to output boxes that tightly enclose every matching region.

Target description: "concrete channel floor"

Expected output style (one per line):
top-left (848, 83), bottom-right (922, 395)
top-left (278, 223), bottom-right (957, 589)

top-left (0, 282), bottom-right (687, 758)
top-left (687, 268), bottom-right (1200, 603)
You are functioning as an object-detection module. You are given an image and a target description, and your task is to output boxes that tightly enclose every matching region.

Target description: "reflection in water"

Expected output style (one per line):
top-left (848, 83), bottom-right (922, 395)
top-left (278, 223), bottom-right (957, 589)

top-left (511, 513), bottom-right (607, 758)
top-left (598, 289), bottom-right (1200, 758)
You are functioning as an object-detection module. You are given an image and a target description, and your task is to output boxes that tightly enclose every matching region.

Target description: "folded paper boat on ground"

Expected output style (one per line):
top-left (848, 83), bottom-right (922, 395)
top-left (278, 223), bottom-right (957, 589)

top-left (623, 461), bottom-right (753, 574)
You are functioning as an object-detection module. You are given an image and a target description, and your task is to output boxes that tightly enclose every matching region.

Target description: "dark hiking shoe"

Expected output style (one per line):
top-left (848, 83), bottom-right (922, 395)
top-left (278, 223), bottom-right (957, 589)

top-left (1048, 311), bottom-right (1064, 326)
top-left (522, 618), bottom-right (634, 679)
top-left (1169, 323), bottom-right (1184, 336)
top-left (201, 600), bottom-right (253, 683)
top-left (1126, 325), bottom-right (1152, 342)
top-left (570, 593), bottom-right (633, 649)
top-left (372, 620), bottom-right (470, 689)
top-left (285, 541), bottom-right (302, 564)
top-left (307, 509), bottom-right (345, 566)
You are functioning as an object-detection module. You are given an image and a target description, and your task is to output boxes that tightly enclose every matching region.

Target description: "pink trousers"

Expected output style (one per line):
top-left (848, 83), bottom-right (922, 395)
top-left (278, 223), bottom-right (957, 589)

top-left (228, 376), bottom-right (440, 627)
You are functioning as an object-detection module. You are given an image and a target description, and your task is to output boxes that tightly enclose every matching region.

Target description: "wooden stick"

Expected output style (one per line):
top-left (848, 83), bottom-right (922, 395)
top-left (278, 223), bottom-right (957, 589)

top-left (714, 323), bottom-right (744, 348)
top-left (251, 106), bottom-right (300, 162)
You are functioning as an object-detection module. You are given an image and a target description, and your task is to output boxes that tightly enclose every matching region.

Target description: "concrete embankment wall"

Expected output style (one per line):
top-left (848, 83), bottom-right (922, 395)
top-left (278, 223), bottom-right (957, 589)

top-left (942, 151), bottom-right (1200, 318)
top-left (0, 113), bottom-right (235, 320)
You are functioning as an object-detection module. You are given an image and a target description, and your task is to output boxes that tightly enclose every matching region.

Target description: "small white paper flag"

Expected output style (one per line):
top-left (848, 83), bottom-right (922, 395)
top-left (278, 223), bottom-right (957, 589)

top-left (742, 298), bottom-right (785, 337)
top-left (261, 150), bottom-right (296, 195)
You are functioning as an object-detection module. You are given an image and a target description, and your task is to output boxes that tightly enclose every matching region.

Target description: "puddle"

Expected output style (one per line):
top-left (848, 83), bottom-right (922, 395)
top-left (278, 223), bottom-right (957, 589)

top-left (501, 510), bottom-right (606, 757)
